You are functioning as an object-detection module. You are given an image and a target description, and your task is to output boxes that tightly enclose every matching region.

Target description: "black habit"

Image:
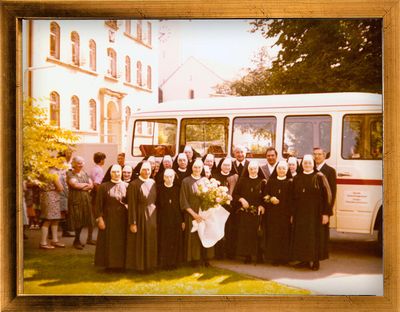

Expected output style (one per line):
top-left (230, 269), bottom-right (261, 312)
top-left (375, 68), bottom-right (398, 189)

top-left (126, 178), bottom-right (158, 271)
top-left (94, 181), bottom-right (128, 269)
top-left (180, 175), bottom-right (214, 263)
top-left (262, 177), bottom-right (293, 262)
top-left (233, 175), bottom-right (264, 258)
top-left (291, 171), bottom-right (332, 262)
top-left (156, 183), bottom-right (184, 268)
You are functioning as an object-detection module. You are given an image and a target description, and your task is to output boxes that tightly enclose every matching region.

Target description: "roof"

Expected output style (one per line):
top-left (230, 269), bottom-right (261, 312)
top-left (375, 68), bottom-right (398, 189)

top-left (134, 92), bottom-right (382, 115)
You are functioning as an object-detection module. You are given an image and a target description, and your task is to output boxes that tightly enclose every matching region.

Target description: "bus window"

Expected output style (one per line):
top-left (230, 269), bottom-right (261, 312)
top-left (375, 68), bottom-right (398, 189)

top-left (132, 119), bottom-right (177, 157)
top-left (180, 118), bottom-right (229, 157)
top-left (342, 114), bottom-right (382, 160)
top-left (232, 116), bottom-right (276, 158)
top-left (283, 115), bottom-right (332, 158)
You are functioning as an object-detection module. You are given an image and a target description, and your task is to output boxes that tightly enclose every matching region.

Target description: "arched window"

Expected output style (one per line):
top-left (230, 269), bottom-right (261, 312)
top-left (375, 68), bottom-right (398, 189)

top-left (125, 106), bottom-right (131, 131)
top-left (71, 31), bottom-right (80, 66)
top-left (49, 91), bottom-right (60, 127)
top-left (125, 20), bottom-right (131, 35)
top-left (147, 22), bottom-right (152, 46)
top-left (89, 99), bottom-right (96, 131)
top-left (136, 21), bottom-right (142, 41)
top-left (107, 48), bottom-right (117, 78)
top-left (125, 56), bottom-right (131, 82)
top-left (71, 96), bottom-right (80, 130)
top-left (147, 65), bottom-right (152, 89)
top-left (89, 40), bottom-right (96, 71)
top-left (50, 22), bottom-right (60, 59)
top-left (136, 61), bottom-right (142, 86)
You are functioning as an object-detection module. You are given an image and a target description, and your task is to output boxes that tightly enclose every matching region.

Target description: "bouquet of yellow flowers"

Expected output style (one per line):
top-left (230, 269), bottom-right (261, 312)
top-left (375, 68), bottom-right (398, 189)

top-left (197, 178), bottom-right (233, 211)
top-left (264, 194), bottom-right (280, 205)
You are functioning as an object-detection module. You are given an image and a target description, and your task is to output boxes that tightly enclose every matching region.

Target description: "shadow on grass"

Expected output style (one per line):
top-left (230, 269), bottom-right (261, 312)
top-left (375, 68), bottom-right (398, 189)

top-left (24, 246), bottom-right (254, 288)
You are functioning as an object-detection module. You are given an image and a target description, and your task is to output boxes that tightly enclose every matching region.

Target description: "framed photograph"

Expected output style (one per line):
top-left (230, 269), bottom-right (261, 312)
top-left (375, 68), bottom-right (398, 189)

top-left (1, 0), bottom-right (399, 310)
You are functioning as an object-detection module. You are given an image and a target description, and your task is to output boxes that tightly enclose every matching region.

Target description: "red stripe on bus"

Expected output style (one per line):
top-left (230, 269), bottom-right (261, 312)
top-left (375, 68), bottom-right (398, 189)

top-left (336, 179), bottom-right (382, 185)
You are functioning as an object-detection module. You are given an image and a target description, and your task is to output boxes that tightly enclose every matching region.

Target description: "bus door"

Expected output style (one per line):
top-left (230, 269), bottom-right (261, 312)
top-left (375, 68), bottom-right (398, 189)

top-left (335, 113), bottom-right (383, 234)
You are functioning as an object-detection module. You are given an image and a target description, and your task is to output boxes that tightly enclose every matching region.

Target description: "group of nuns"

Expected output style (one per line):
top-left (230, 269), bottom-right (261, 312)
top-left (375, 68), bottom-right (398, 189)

top-left (94, 145), bottom-right (333, 273)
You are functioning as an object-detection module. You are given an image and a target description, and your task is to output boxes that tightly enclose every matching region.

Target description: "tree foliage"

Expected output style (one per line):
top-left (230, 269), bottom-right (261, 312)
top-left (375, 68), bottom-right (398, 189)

top-left (23, 98), bottom-right (79, 186)
top-left (221, 19), bottom-right (382, 95)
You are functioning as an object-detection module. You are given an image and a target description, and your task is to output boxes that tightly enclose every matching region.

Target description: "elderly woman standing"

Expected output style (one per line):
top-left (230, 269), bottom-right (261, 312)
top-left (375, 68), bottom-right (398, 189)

top-left (157, 168), bottom-right (185, 269)
top-left (67, 156), bottom-right (94, 250)
top-left (262, 161), bottom-right (293, 265)
top-left (291, 154), bottom-right (332, 271)
top-left (180, 159), bottom-right (214, 266)
top-left (233, 160), bottom-right (265, 264)
top-left (126, 161), bottom-right (158, 273)
top-left (39, 167), bottom-right (66, 249)
top-left (95, 165), bottom-right (128, 271)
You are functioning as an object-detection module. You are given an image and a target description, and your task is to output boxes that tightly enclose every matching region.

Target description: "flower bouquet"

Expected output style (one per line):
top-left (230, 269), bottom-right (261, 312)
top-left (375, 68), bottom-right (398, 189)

top-left (264, 194), bottom-right (280, 205)
top-left (191, 178), bottom-right (232, 248)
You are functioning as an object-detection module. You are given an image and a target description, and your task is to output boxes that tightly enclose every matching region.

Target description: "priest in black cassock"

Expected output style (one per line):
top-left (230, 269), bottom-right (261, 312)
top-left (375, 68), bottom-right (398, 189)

top-left (261, 161), bottom-right (293, 266)
top-left (157, 168), bottom-right (185, 269)
top-left (180, 159), bottom-right (214, 266)
top-left (126, 161), bottom-right (158, 272)
top-left (313, 147), bottom-right (337, 209)
top-left (233, 160), bottom-right (265, 264)
top-left (173, 153), bottom-right (191, 186)
top-left (94, 164), bottom-right (128, 270)
top-left (232, 145), bottom-right (249, 177)
top-left (291, 154), bottom-right (332, 271)
top-left (213, 157), bottom-right (239, 259)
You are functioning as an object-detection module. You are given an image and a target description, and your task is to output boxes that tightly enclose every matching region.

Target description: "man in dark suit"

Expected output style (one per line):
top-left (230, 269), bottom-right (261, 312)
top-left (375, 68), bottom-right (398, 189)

top-left (232, 145), bottom-right (249, 177)
top-left (260, 147), bottom-right (278, 180)
top-left (313, 147), bottom-right (337, 208)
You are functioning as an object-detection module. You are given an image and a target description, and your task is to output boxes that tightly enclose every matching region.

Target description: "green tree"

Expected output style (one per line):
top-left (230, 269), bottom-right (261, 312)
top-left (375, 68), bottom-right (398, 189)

top-left (23, 98), bottom-right (79, 186)
top-left (222, 19), bottom-right (382, 95)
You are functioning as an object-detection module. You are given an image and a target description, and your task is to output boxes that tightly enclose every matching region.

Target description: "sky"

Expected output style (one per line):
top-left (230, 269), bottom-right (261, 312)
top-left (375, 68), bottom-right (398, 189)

top-left (162, 19), bottom-right (279, 80)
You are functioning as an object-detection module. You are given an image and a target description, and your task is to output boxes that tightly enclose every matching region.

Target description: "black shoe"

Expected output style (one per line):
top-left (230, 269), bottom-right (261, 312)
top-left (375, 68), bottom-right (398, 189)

top-left (73, 241), bottom-right (83, 250)
top-left (86, 239), bottom-right (97, 245)
top-left (310, 261), bottom-right (320, 271)
top-left (294, 261), bottom-right (310, 268)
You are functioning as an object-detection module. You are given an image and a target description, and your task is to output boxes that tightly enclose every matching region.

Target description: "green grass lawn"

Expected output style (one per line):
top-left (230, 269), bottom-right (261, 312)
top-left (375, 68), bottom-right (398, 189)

top-left (24, 237), bottom-right (310, 295)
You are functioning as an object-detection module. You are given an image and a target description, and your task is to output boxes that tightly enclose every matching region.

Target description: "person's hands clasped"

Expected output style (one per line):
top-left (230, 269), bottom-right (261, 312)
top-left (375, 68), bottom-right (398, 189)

top-left (239, 198), bottom-right (249, 208)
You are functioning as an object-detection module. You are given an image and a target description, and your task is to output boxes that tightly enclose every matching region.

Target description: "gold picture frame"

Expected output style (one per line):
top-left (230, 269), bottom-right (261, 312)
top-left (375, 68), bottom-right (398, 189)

top-left (1, 0), bottom-right (399, 310)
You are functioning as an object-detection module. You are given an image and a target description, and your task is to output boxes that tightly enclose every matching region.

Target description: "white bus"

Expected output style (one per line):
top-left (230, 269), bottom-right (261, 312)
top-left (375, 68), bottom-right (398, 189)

top-left (126, 92), bottom-right (383, 242)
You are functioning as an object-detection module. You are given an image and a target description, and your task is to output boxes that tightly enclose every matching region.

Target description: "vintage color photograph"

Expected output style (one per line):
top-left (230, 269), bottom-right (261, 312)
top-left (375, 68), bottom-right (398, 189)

top-left (21, 18), bottom-right (383, 296)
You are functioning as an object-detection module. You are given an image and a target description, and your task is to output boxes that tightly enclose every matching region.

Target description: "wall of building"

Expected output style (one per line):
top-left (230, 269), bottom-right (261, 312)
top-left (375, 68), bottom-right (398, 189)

top-left (25, 19), bottom-right (159, 153)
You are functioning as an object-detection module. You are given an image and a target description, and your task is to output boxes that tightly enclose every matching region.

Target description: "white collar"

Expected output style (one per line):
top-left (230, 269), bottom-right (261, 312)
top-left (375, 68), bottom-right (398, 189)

top-left (236, 160), bottom-right (245, 166)
top-left (221, 171), bottom-right (230, 176)
top-left (249, 175), bottom-right (258, 179)
top-left (191, 174), bottom-right (201, 180)
top-left (164, 183), bottom-right (173, 188)
top-left (303, 170), bottom-right (314, 175)
top-left (139, 176), bottom-right (150, 182)
top-left (267, 162), bottom-right (277, 171)
top-left (277, 176), bottom-right (286, 180)
top-left (111, 179), bottom-right (122, 183)
top-left (178, 167), bottom-right (187, 172)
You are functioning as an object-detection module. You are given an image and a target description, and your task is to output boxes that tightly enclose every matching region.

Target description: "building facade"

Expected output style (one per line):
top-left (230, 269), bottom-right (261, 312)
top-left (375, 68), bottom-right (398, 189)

top-left (23, 19), bottom-right (159, 152)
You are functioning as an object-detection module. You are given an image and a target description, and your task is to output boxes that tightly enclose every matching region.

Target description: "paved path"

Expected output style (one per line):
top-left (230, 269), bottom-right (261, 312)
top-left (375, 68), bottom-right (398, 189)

top-left (211, 231), bottom-right (383, 295)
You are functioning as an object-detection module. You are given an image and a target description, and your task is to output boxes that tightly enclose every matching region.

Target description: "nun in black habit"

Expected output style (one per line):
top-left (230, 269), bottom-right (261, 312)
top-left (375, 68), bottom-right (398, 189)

top-left (291, 154), bottom-right (332, 271)
top-left (156, 168), bottom-right (185, 269)
top-left (233, 160), bottom-right (266, 264)
top-left (261, 160), bottom-right (293, 265)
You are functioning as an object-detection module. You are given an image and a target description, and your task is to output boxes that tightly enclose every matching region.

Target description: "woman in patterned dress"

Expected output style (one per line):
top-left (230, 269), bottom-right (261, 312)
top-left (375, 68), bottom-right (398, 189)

top-left (39, 167), bottom-right (66, 249)
top-left (67, 156), bottom-right (94, 250)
